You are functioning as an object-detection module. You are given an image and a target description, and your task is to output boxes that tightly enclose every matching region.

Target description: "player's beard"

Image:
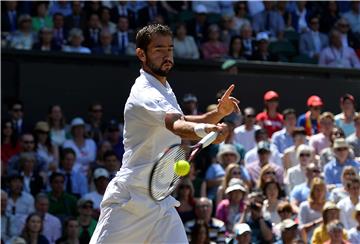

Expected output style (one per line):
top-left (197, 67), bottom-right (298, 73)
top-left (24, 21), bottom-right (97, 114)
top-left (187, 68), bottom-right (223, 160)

top-left (146, 58), bottom-right (173, 77)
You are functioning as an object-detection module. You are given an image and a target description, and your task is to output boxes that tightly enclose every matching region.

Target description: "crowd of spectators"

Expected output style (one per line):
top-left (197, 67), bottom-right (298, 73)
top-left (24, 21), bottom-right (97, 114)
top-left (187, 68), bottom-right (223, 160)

top-left (2, 1), bottom-right (360, 68)
top-left (1, 88), bottom-right (360, 244)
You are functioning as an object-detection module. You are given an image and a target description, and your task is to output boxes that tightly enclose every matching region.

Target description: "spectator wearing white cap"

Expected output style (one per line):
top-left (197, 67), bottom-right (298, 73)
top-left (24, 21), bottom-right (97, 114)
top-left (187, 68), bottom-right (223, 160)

top-left (274, 218), bottom-right (299, 244)
top-left (8, 14), bottom-right (36, 50)
top-left (216, 178), bottom-right (247, 233)
top-left (83, 168), bottom-right (110, 214)
top-left (250, 32), bottom-right (279, 62)
top-left (227, 223), bottom-right (251, 244)
top-left (63, 117), bottom-right (97, 177)
top-left (77, 198), bottom-right (97, 244)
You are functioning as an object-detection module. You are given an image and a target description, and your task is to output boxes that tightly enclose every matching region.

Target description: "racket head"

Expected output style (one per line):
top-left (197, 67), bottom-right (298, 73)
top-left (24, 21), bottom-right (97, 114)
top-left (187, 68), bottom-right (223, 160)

top-left (149, 144), bottom-right (191, 201)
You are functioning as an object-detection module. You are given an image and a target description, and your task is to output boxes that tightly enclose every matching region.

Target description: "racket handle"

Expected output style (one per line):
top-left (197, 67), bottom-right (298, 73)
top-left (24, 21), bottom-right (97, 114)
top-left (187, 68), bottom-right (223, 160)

top-left (199, 131), bottom-right (218, 148)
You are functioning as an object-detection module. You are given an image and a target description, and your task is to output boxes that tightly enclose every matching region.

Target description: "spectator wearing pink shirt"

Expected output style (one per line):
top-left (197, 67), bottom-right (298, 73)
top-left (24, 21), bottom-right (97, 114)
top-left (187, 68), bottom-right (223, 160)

top-left (201, 24), bottom-right (228, 60)
top-left (309, 112), bottom-right (335, 155)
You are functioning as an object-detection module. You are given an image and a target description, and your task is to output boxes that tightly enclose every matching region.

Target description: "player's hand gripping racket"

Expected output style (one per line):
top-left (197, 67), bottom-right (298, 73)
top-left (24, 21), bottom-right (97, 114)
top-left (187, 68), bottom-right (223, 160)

top-left (149, 131), bottom-right (218, 201)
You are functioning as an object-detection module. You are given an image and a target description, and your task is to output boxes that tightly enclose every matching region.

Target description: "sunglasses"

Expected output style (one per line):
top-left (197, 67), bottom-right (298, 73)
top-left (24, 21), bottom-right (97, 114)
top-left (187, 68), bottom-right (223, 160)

top-left (245, 114), bottom-right (255, 118)
top-left (300, 153), bottom-right (311, 157)
top-left (265, 171), bottom-right (276, 175)
top-left (336, 147), bottom-right (348, 151)
top-left (311, 106), bottom-right (322, 110)
top-left (312, 169), bottom-right (321, 173)
top-left (232, 171), bottom-right (241, 175)
top-left (81, 205), bottom-right (93, 209)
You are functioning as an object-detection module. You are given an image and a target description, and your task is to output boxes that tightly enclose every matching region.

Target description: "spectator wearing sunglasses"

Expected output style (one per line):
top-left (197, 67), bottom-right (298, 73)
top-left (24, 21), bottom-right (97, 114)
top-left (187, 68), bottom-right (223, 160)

top-left (329, 166), bottom-right (357, 204)
top-left (8, 100), bottom-right (30, 139)
top-left (77, 199), bottom-right (97, 244)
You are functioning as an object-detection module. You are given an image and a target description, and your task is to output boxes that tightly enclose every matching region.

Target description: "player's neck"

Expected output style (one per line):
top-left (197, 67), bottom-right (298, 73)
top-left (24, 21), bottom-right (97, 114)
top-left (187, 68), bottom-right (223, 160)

top-left (143, 66), bottom-right (167, 86)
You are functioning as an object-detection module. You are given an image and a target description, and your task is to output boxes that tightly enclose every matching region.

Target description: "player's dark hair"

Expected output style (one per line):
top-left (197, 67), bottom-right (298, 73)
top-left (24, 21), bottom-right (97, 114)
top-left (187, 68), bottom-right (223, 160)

top-left (136, 24), bottom-right (173, 51)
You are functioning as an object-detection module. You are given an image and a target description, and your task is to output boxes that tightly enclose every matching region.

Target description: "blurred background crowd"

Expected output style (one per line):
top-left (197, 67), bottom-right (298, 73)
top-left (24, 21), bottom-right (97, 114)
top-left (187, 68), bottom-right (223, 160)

top-left (1, 1), bottom-right (360, 244)
top-left (1, 0), bottom-right (360, 68)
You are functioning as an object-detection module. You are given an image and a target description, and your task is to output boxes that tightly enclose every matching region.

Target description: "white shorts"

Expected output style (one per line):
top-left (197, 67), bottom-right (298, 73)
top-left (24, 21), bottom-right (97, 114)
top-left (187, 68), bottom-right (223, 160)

top-left (90, 177), bottom-right (188, 244)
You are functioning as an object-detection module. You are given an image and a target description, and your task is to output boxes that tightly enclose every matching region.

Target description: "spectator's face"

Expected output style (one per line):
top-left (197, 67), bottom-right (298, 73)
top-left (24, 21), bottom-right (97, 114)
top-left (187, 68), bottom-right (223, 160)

top-left (258, 150), bottom-right (271, 164)
top-left (21, 135), bottom-right (35, 152)
top-left (141, 34), bottom-right (174, 77)
top-left (265, 182), bottom-right (279, 200)
top-left (72, 1), bottom-right (82, 14)
top-left (293, 134), bottom-right (306, 145)
top-left (320, 118), bottom-right (334, 135)
top-left (28, 215), bottom-right (42, 233)
top-left (338, 20), bottom-right (350, 34)
top-left (10, 179), bottom-right (23, 194)
top-left (310, 18), bottom-right (320, 32)
top-left (236, 232), bottom-right (251, 244)
top-left (37, 4), bottom-right (47, 17)
top-left (309, 106), bottom-right (322, 117)
top-left (6, 1), bottom-right (17, 11)
top-left (325, 209), bottom-right (340, 223)
top-left (23, 159), bottom-right (35, 173)
top-left (51, 176), bottom-right (65, 193)
top-left (41, 30), bottom-right (53, 43)
top-left (341, 99), bottom-right (354, 114)
top-left (229, 190), bottom-right (244, 203)
top-left (89, 15), bottom-right (100, 28)
top-left (258, 40), bottom-right (269, 52)
top-left (328, 1), bottom-right (338, 12)
top-left (208, 29), bottom-right (220, 41)
top-left (90, 104), bottom-right (103, 120)
top-left (236, 3), bottom-right (247, 16)
top-left (256, 133), bottom-right (268, 142)
top-left (299, 151), bottom-right (312, 167)
top-left (221, 152), bottom-right (238, 166)
top-left (79, 203), bottom-right (93, 216)
top-left (11, 103), bottom-right (23, 120)
top-left (53, 15), bottom-right (64, 28)
top-left (232, 38), bottom-right (242, 53)
top-left (241, 26), bottom-right (252, 39)
top-left (306, 165), bottom-right (321, 180)
top-left (334, 146), bottom-right (349, 162)
top-left (279, 209), bottom-right (293, 220)
top-left (67, 220), bottom-right (80, 238)
top-left (244, 112), bottom-right (256, 125)
top-left (3, 122), bottom-right (13, 137)
top-left (284, 113), bottom-right (297, 128)
top-left (50, 105), bottom-right (63, 121)
top-left (72, 125), bottom-right (85, 138)
top-left (262, 169), bottom-right (276, 183)
top-left (35, 198), bottom-right (49, 214)
top-left (37, 130), bottom-right (49, 144)
top-left (101, 9), bottom-right (110, 22)
top-left (195, 200), bottom-right (212, 220)
top-left (105, 155), bottom-right (120, 172)
top-left (62, 153), bottom-right (75, 171)
top-left (118, 17), bottom-right (129, 32)
top-left (313, 185), bottom-right (326, 200)
top-left (231, 167), bottom-right (242, 180)
top-left (176, 25), bottom-right (186, 39)
top-left (331, 128), bottom-right (344, 142)
top-left (331, 32), bottom-right (342, 48)
top-left (70, 35), bottom-right (83, 47)
top-left (100, 32), bottom-right (112, 45)
top-left (347, 182), bottom-right (360, 198)
top-left (343, 170), bottom-right (356, 182)
top-left (95, 177), bottom-right (109, 192)
top-left (183, 101), bottom-right (197, 113)
top-left (108, 129), bottom-right (120, 142)
top-left (100, 141), bottom-right (112, 154)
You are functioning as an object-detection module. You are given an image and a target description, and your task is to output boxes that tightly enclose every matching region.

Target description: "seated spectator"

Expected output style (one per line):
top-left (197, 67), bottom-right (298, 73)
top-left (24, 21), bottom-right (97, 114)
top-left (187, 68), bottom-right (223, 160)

top-left (103, 150), bottom-right (121, 180)
top-left (246, 141), bottom-right (284, 185)
top-left (1, 119), bottom-right (21, 168)
top-left (240, 24), bottom-right (255, 58)
top-left (262, 180), bottom-right (285, 225)
top-left (272, 108), bottom-right (297, 155)
top-left (91, 140), bottom-right (112, 170)
top-left (33, 27), bottom-right (61, 51)
top-left (324, 138), bottom-right (360, 186)
top-left (347, 114), bottom-right (360, 158)
top-left (7, 100), bottom-right (30, 138)
top-left (221, 59), bottom-right (239, 75)
top-left (257, 164), bottom-right (278, 190)
top-left (1, 190), bottom-right (18, 242)
top-left (201, 24), bottom-right (228, 60)
top-left (16, 213), bottom-right (50, 244)
top-left (256, 90), bottom-right (283, 138)
top-left (175, 177), bottom-right (196, 224)
top-left (338, 176), bottom-right (360, 231)
top-left (1, 1), bottom-right (21, 33)
top-left (85, 102), bottom-right (105, 144)
top-left (298, 177), bottom-right (326, 243)
top-left (275, 218), bottom-right (299, 244)
top-left (348, 203), bottom-right (360, 243)
top-left (83, 13), bottom-right (101, 49)
top-left (110, 1), bottom-right (136, 30)
top-left (282, 127), bottom-right (307, 171)
top-left (137, 1), bottom-right (168, 27)
top-left (335, 94), bottom-right (357, 137)
top-left (34, 121), bottom-right (59, 172)
top-left (62, 28), bottom-right (91, 54)
top-left (273, 201), bottom-right (295, 238)
top-left (186, 4), bottom-right (209, 46)
top-left (64, 1), bottom-right (87, 30)
top-left (189, 221), bottom-right (212, 244)
top-left (185, 197), bottom-right (226, 244)
top-left (227, 223), bottom-right (251, 244)
top-left (320, 126), bottom-right (348, 167)
top-left (324, 220), bottom-right (350, 244)
top-left (244, 198), bottom-right (274, 243)
top-left (52, 13), bottom-right (68, 47)
top-left (173, 22), bottom-right (199, 60)
top-left (342, 1), bottom-right (360, 35)
top-left (234, 107), bottom-right (261, 153)
top-left (104, 119), bottom-right (124, 162)
top-left (232, 2), bottom-right (251, 35)
top-left (49, 1), bottom-right (72, 17)
top-left (330, 166), bottom-right (357, 204)
top-left (181, 93), bottom-right (199, 116)
top-left (216, 178), bottom-right (247, 233)
top-left (320, 1), bottom-right (340, 34)
top-left (32, 2), bottom-right (53, 32)
top-left (83, 1), bottom-right (102, 18)
top-left (291, 163), bottom-right (322, 207)
top-left (286, 144), bottom-right (315, 193)
top-left (219, 15), bottom-right (237, 47)
top-left (18, 153), bottom-right (44, 196)
top-left (319, 29), bottom-right (360, 68)
top-left (83, 168), bottom-right (109, 214)
top-left (77, 198), bottom-right (97, 244)
top-left (47, 105), bottom-right (68, 147)
top-left (251, 32), bottom-right (280, 62)
top-left (335, 17), bottom-right (360, 50)
top-left (93, 29), bottom-right (119, 55)
top-left (58, 148), bottom-right (88, 198)
top-left (227, 35), bottom-right (246, 60)
top-left (297, 95), bottom-right (323, 136)
top-left (299, 16), bottom-right (329, 60)
top-left (8, 14), bottom-right (36, 50)
top-left (55, 217), bottom-right (80, 243)
top-left (309, 112), bottom-right (334, 155)
top-left (63, 117), bottom-right (97, 176)
top-left (99, 6), bottom-right (116, 34)
top-left (47, 172), bottom-right (77, 223)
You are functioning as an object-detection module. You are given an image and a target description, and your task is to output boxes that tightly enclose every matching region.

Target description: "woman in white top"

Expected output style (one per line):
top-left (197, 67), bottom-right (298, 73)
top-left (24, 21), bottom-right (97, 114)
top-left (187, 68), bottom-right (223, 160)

top-left (282, 127), bottom-right (307, 171)
top-left (173, 23), bottom-right (199, 59)
top-left (34, 121), bottom-right (59, 172)
top-left (262, 180), bottom-right (283, 225)
top-left (63, 117), bottom-right (97, 176)
top-left (47, 105), bottom-right (69, 147)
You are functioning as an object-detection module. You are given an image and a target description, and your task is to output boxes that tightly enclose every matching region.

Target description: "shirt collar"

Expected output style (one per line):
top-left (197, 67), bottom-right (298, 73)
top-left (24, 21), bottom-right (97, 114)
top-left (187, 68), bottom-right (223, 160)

top-left (140, 68), bottom-right (170, 92)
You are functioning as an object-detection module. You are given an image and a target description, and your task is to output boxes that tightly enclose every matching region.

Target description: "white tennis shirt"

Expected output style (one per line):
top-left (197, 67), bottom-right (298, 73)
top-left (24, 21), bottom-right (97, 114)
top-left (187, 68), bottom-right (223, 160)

top-left (117, 69), bottom-right (183, 189)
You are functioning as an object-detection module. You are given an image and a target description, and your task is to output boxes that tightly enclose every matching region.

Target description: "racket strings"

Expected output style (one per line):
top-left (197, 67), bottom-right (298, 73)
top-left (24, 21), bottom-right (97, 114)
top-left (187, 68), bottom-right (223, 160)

top-left (151, 145), bottom-right (189, 200)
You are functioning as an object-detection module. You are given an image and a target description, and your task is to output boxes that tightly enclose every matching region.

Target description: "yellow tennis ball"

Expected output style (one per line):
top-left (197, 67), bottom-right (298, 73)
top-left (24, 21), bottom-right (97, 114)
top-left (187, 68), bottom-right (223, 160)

top-left (174, 160), bottom-right (190, 176)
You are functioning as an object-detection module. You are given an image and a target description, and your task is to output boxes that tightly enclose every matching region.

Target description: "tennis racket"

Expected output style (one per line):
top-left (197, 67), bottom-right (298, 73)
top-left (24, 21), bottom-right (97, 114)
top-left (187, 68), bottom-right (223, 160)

top-left (149, 131), bottom-right (218, 201)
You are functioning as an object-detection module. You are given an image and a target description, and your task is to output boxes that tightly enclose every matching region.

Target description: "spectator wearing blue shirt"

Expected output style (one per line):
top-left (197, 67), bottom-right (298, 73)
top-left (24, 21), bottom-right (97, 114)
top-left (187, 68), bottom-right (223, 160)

top-left (324, 138), bottom-right (360, 186)
top-left (272, 109), bottom-right (297, 155)
top-left (58, 148), bottom-right (88, 198)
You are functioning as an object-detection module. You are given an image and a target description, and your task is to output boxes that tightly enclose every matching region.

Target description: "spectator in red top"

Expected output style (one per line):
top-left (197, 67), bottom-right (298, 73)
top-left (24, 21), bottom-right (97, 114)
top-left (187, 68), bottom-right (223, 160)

top-left (256, 91), bottom-right (284, 138)
top-left (1, 119), bottom-right (21, 168)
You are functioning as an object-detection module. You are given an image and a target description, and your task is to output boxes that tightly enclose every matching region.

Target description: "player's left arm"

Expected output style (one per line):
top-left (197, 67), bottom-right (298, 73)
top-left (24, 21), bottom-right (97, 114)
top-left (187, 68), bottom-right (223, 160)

top-left (184, 84), bottom-right (240, 124)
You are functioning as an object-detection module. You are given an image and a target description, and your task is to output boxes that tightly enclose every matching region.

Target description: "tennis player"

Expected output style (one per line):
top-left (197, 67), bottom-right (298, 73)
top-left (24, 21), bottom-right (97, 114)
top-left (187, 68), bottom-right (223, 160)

top-left (90, 24), bottom-right (240, 243)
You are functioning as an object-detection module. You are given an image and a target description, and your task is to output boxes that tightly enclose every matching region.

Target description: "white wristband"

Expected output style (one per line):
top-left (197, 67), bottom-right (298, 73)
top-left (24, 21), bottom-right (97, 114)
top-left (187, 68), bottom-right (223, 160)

top-left (194, 123), bottom-right (208, 138)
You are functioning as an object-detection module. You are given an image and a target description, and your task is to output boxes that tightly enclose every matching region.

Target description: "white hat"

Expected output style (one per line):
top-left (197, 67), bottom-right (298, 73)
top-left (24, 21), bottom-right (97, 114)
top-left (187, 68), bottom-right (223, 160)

top-left (280, 218), bottom-right (298, 232)
top-left (94, 168), bottom-right (109, 180)
top-left (256, 32), bottom-right (269, 41)
top-left (333, 138), bottom-right (350, 149)
top-left (225, 178), bottom-right (247, 194)
top-left (70, 117), bottom-right (85, 127)
top-left (234, 223), bottom-right (251, 236)
top-left (216, 144), bottom-right (240, 164)
top-left (194, 4), bottom-right (208, 14)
